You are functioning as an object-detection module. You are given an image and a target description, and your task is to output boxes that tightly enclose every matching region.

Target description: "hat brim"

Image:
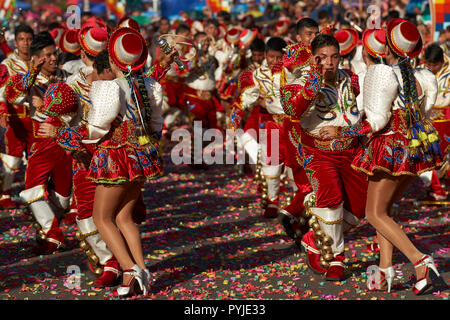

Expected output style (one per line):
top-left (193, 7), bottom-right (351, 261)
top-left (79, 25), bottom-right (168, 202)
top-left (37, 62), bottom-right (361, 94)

top-left (362, 29), bottom-right (386, 58)
top-left (59, 29), bottom-right (81, 55)
top-left (78, 27), bottom-right (108, 57)
top-left (386, 18), bottom-right (422, 58)
top-left (338, 28), bottom-right (359, 56)
top-left (108, 27), bottom-right (148, 72)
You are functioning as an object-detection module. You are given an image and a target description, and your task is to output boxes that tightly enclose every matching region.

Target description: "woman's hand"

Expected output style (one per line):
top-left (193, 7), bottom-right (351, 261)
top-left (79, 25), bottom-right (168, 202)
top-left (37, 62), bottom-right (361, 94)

top-left (37, 122), bottom-right (57, 138)
top-left (319, 126), bottom-right (338, 139)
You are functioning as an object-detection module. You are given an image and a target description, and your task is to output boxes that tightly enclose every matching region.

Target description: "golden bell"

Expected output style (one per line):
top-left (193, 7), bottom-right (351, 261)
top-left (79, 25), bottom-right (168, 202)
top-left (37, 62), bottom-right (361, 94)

top-left (40, 234), bottom-right (47, 240)
top-left (322, 245), bottom-right (332, 254)
top-left (303, 209), bottom-right (312, 218)
top-left (324, 253), bottom-right (334, 261)
top-left (315, 230), bottom-right (324, 239)
top-left (94, 267), bottom-right (103, 275)
top-left (308, 217), bottom-right (316, 226)
top-left (86, 249), bottom-right (93, 257)
top-left (79, 240), bottom-right (88, 251)
top-left (315, 239), bottom-right (322, 248)
top-left (75, 231), bottom-right (82, 241)
top-left (33, 223), bottom-right (41, 230)
top-left (39, 229), bottom-right (45, 236)
top-left (89, 254), bottom-right (99, 265)
top-left (298, 217), bottom-right (306, 225)
top-left (261, 193), bottom-right (268, 200)
top-left (312, 222), bottom-right (321, 231)
top-left (322, 236), bottom-right (333, 246)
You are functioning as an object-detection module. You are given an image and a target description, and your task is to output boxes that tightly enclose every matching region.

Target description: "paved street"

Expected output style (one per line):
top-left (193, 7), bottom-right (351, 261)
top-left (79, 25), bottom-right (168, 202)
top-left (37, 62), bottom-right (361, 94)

top-left (0, 141), bottom-right (448, 301)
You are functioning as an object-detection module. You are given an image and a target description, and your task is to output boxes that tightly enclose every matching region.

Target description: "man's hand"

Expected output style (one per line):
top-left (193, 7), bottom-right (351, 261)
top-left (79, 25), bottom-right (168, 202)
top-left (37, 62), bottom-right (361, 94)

top-left (32, 95), bottom-right (44, 109)
top-left (31, 56), bottom-right (45, 70)
top-left (37, 122), bottom-right (57, 138)
top-left (319, 126), bottom-right (338, 139)
top-left (72, 150), bottom-right (92, 171)
top-left (0, 114), bottom-right (9, 128)
top-left (160, 47), bottom-right (179, 70)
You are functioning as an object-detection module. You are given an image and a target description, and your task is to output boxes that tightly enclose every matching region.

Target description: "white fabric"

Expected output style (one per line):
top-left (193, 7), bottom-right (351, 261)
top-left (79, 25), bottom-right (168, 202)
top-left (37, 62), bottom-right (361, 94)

top-left (62, 59), bottom-right (86, 75)
top-left (262, 164), bottom-right (283, 201)
top-left (76, 217), bottom-right (113, 265)
top-left (300, 69), bottom-right (362, 135)
top-left (19, 185), bottom-right (55, 233)
top-left (418, 170), bottom-right (433, 187)
top-left (0, 153), bottom-right (22, 170)
top-left (84, 80), bottom-right (122, 143)
top-left (363, 64), bottom-right (399, 132)
top-left (311, 203), bottom-right (344, 255)
top-left (240, 132), bottom-right (259, 165)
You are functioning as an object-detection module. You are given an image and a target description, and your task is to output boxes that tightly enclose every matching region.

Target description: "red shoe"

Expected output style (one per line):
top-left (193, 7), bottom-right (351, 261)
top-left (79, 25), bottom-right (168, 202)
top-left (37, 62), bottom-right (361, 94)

top-left (263, 199), bottom-right (278, 219)
top-left (32, 218), bottom-right (65, 255)
top-left (0, 192), bottom-right (20, 209)
top-left (325, 253), bottom-right (346, 281)
top-left (366, 243), bottom-right (380, 253)
top-left (413, 255), bottom-right (440, 295)
top-left (94, 259), bottom-right (121, 287)
top-left (301, 230), bottom-right (327, 274)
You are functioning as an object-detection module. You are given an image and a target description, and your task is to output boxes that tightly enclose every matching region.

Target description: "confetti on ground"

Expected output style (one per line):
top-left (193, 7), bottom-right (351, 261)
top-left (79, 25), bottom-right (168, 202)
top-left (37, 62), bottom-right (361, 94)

top-left (0, 141), bottom-right (448, 300)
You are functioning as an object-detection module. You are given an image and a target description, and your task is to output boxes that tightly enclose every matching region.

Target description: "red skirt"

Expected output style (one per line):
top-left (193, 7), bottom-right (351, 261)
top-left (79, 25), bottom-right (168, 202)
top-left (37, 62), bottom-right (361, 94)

top-left (87, 144), bottom-right (163, 184)
top-left (352, 132), bottom-right (443, 177)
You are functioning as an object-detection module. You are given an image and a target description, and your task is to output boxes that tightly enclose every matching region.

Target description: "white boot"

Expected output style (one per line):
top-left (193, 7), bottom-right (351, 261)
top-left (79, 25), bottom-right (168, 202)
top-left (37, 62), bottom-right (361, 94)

top-left (76, 216), bottom-right (113, 266)
top-left (262, 164), bottom-right (283, 201)
top-left (310, 203), bottom-right (345, 256)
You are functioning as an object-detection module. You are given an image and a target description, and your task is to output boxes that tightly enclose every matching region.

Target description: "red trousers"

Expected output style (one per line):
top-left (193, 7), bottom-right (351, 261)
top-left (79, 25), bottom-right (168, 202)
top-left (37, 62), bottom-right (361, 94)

top-left (25, 138), bottom-right (72, 197)
top-left (4, 116), bottom-right (34, 158)
top-left (302, 146), bottom-right (368, 218)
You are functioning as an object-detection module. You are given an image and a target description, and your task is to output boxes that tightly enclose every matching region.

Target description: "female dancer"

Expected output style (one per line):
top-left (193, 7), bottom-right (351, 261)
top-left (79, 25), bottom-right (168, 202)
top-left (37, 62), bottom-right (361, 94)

top-left (57, 27), bottom-right (165, 297)
top-left (320, 19), bottom-right (442, 294)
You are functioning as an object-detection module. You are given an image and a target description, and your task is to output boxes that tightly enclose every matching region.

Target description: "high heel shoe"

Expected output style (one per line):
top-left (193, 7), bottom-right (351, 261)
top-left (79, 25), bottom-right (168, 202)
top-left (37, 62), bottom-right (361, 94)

top-left (413, 255), bottom-right (440, 295)
top-left (378, 266), bottom-right (395, 293)
top-left (113, 265), bottom-right (145, 298)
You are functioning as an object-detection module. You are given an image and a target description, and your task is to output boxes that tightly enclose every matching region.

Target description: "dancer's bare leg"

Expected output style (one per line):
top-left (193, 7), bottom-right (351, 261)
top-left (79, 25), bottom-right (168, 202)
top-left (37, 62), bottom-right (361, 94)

top-left (366, 172), bottom-right (427, 280)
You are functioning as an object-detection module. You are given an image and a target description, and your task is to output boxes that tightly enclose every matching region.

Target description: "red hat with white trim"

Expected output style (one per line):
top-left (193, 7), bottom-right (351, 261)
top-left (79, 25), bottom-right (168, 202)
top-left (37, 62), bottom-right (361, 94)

top-left (239, 28), bottom-right (258, 49)
top-left (241, 15), bottom-right (254, 29)
top-left (78, 26), bottom-right (109, 57)
top-left (49, 27), bottom-right (65, 47)
top-left (218, 24), bottom-right (227, 38)
top-left (362, 28), bottom-right (387, 58)
top-left (108, 27), bottom-right (147, 71)
top-left (118, 16), bottom-right (140, 31)
top-left (59, 28), bottom-right (81, 55)
top-left (334, 28), bottom-right (359, 56)
top-left (386, 18), bottom-right (422, 58)
top-left (226, 28), bottom-right (241, 45)
top-left (275, 20), bottom-right (289, 35)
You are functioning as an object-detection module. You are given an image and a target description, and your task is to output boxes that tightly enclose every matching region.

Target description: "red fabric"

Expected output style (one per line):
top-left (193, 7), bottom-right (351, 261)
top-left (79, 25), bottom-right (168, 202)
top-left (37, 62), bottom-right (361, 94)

top-left (87, 144), bottom-right (163, 184)
top-left (184, 86), bottom-right (218, 129)
top-left (24, 138), bottom-right (73, 197)
top-left (0, 64), bottom-right (9, 88)
top-left (302, 146), bottom-right (367, 218)
top-left (0, 41), bottom-right (13, 58)
top-left (4, 116), bottom-right (35, 158)
top-left (261, 119), bottom-right (285, 165)
top-left (73, 164), bottom-right (96, 220)
top-left (433, 120), bottom-right (450, 155)
top-left (160, 78), bottom-right (185, 109)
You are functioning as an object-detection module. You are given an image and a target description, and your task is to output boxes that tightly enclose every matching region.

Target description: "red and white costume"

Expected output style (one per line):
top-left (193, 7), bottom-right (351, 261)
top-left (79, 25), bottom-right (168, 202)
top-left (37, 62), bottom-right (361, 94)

top-left (0, 49), bottom-right (32, 208)
top-left (280, 53), bottom-right (368, 279)
top-left (6, 68), bottom-right (74, 254)
top-left (231, 59), bottom-right (289, 217)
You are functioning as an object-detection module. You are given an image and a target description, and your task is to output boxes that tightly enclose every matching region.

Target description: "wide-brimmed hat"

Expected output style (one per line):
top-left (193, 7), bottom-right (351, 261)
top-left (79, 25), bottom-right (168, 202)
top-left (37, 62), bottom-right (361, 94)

top-left (217, 23), bottom-right (227, 38)
top-left (275, 20), bottom-right (289, 35)
top-left (78, 26), bottom-right (109, 56)
top-left (225, 28), bottom-right (241, 45)
top-left (241, 15), bottom-right (254, 29)
top-left (108, 27), bottom-right (147, 71)
top-left (362, 28), bottom-right (387, 58)
top-left (118, 16), bottom-right (140, 31)
top-left (386, 18), bottom-right (422, 58)
top-left (334, 28), bottom-right (359, 56)
top-left (59, 28), bottom-right (81, 55)
top-left (239, 28), bottom-right (258, 49)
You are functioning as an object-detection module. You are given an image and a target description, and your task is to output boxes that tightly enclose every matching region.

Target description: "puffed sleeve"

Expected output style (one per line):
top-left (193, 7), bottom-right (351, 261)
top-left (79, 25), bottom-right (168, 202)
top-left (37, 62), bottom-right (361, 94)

top-left (362, 64), bottom-right (399, 132)
top-left (414, 68), bottom-right (438, 119)
top-left (84, 80), bottom-right (121, 142)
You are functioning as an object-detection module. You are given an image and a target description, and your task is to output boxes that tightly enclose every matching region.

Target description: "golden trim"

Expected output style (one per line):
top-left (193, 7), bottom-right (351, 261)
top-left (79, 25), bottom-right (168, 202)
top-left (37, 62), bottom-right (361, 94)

top-left (311, 212), bottom-right (344, 225)
top-left (351, 163), bottom-right (443, 177)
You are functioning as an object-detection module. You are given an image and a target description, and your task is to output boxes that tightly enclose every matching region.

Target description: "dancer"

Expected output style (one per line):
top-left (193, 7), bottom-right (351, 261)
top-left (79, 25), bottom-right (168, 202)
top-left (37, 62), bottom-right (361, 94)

top-left (279, 34), bottom-right (368, 281)
top-left (321, 19), bottom-right (442, 294)
top-left (0, 24), bottom-right (34, 209)
top-left (5, 32), bottom-right (72, 254)
top-left (52, 27), bottom-right (164, 297)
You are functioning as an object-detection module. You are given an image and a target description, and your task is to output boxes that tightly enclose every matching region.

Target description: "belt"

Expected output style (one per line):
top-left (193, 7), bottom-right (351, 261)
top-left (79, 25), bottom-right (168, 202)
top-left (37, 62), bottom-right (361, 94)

top-left (4, 104), bottom-right (29, 118)
top-left (299, 126), bottom-right (358, 152)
